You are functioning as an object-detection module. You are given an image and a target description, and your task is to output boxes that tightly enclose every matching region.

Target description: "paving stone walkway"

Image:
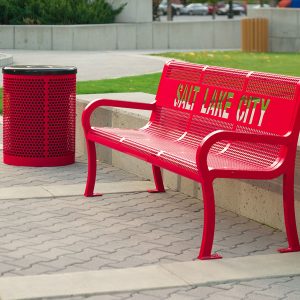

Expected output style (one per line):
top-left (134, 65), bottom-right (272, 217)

top-left (1, 117), bottom-right (300, 299)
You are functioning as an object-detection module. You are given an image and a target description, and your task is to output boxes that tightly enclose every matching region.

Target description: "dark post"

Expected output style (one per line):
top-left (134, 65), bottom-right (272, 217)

top-left (212, 1), bottom-right (216, 20)
top-left (167, 0), bottom-right (173, 21)
top-left (153, 0), bottom-right (160, 21)
top-left (228, 0), bottom-right (234, 19)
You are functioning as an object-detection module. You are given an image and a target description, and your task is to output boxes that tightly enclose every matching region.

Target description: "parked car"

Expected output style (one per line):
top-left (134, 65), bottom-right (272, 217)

top-left (158, 0), bottom-right (184, 16)
top-left (207, 2), bottom-right (225, 15)
top-left (217, 3), bottom-right (246, 15)
top-left (251, 4), bottom-right (270, 9)
top-left (180, 3), bottom-right (209, 15)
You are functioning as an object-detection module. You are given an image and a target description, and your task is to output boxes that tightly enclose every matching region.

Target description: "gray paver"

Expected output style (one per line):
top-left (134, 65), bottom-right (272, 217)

top-left (283, 291), bottom-right (300, 300)
top-left (211, 284), bottom-right (262, 299)
top-left (163, 295), bottom-right (199, 300)
top-left (242, 277), bottom-right (292, 288)
top-left (140, 288), bottom-right (183, 298)
top-left (244, 293), bottom-right (281, 300)
top-left (122, 294), bottom-right (162, 300)
top-left (278, 276), bottom-right (300, 289)
top-left (175, 286), bottom-right (226, 299)
top-left (255, 284), bottom-right (298, 298)
top-left (84, 296), bottom-right (124, 300)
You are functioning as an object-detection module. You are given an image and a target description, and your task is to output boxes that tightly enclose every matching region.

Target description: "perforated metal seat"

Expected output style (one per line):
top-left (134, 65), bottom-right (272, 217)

top-left (82, 60), bottom-right (300, 260)
top-left (91, 125), bottom-right (281, 178)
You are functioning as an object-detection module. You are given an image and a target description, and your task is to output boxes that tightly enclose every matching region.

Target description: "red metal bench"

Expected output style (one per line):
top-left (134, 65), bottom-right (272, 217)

top-left (82, 60), bottom-right (300, 260)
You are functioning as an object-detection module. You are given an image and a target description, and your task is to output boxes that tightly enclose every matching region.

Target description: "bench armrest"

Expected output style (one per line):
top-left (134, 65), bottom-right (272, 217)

top-left (196, 130), bottom-right (292, 173)
top-left (82, 98), bottom-right (156, 132)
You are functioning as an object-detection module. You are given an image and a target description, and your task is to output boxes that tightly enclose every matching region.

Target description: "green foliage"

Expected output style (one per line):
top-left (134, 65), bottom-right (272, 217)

top-left (0, 0), bottom-right (125, 25)
top-left (0, 0), bottom-right (25, 24)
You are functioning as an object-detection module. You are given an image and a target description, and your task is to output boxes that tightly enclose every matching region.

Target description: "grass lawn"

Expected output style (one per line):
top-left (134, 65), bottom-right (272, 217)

top-left (1, 51), bottom-right (300, 115)
top-left (76, 72), bottom-right (160, 95)
top-left (154, 51), bottom-right (300, 76)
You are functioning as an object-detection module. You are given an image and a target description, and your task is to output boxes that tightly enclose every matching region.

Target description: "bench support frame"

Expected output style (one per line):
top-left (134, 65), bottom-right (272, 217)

top-left (199, 180), bottom-right (222, 260)
top-left (148, 166), bottom-right (165, 193)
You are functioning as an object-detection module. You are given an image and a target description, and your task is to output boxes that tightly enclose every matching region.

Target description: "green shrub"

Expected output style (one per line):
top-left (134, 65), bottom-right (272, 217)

top-left (0, 0), bottom-right (125, 25)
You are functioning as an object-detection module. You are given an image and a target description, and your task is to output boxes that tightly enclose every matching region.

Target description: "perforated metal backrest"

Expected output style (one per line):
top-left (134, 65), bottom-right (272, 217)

top-left (154, 60), bottom-right (300, 137)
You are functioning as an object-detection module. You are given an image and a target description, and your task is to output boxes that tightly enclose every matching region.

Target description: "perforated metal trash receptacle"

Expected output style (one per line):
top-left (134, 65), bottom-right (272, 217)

top-left (2, 65), bottom-right (77, 166)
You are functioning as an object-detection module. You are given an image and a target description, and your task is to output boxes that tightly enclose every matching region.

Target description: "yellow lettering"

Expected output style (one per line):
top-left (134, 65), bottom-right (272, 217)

top-left (176, 84), bottom-right (183, 101)
top-left (249, 98), bottom-right (261, 124)
top-left (258, 98), bottom-right (271, 126)
top-left (175, 83), bottom-right (200, 111)
top-left (222, 92), bottom-right (234, 119)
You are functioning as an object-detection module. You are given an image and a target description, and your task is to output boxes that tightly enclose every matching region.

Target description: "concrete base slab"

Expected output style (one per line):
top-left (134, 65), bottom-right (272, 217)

top-left (0, 253), bottom-right (300, 299)
top-left (0, 181), bottom-right (155, 200)
top-left (0, 186), bottom-right (53, 200)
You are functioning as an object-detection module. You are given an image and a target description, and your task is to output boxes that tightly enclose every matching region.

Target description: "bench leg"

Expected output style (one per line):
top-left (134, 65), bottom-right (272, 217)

top-left (148, 165), bottom-right (165, 193)
top-left (198, 181), bottom-right (222, 260)
top-left (278, 171), bottom-right (300, 253)
top-left (84, 140), bottom-right (102, 197)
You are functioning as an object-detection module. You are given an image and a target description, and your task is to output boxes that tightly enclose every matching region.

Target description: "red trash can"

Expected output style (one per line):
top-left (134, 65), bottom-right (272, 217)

top-left (2, 65), bottom-right (77, 166)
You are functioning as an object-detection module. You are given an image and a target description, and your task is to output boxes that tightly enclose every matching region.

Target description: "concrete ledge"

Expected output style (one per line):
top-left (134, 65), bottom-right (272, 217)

top-left (0, 53), bottom-right (13, 67)
top-left (0, 252), bottom-right (300, 299)
top-left (76, 93), bottom-right (300, 232)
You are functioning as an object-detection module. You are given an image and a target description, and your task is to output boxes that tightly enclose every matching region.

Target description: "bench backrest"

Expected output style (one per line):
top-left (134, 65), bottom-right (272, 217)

top-left (153, 61), bottom-right (300, 143)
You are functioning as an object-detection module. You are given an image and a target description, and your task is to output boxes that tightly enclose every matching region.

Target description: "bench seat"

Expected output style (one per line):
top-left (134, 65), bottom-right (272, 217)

top-left (90, 125), bottom-right (280, 174)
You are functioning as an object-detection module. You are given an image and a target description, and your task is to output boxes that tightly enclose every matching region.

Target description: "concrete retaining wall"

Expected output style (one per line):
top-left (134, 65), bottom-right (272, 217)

top-left (2, 8), bottom-right (300, 52)
top-left (0, 20), bottom-right (241, 51)
top-left (248, 7), bottom-right (300, 52)
top-left (76, 94), bottom-right (300, 233)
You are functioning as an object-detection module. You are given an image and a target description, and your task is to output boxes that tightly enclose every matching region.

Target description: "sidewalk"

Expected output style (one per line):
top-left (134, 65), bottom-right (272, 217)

top-left (0, 49), bottom-right (169, 87)
top-left (1, 117), bottom-right (300, 299)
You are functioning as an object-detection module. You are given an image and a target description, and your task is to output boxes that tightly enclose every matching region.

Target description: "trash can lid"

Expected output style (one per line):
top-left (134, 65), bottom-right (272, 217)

top-left (2, 65), bottom-right (77, 75)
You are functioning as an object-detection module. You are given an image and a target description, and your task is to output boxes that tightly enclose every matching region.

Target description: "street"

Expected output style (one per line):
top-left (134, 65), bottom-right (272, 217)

top-left (159, 13), bottom-right (246, 22)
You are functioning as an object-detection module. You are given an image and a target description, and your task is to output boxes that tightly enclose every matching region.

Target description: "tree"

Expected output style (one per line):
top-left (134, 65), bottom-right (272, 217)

top-left (0, 0), bottom-right (125, 25)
